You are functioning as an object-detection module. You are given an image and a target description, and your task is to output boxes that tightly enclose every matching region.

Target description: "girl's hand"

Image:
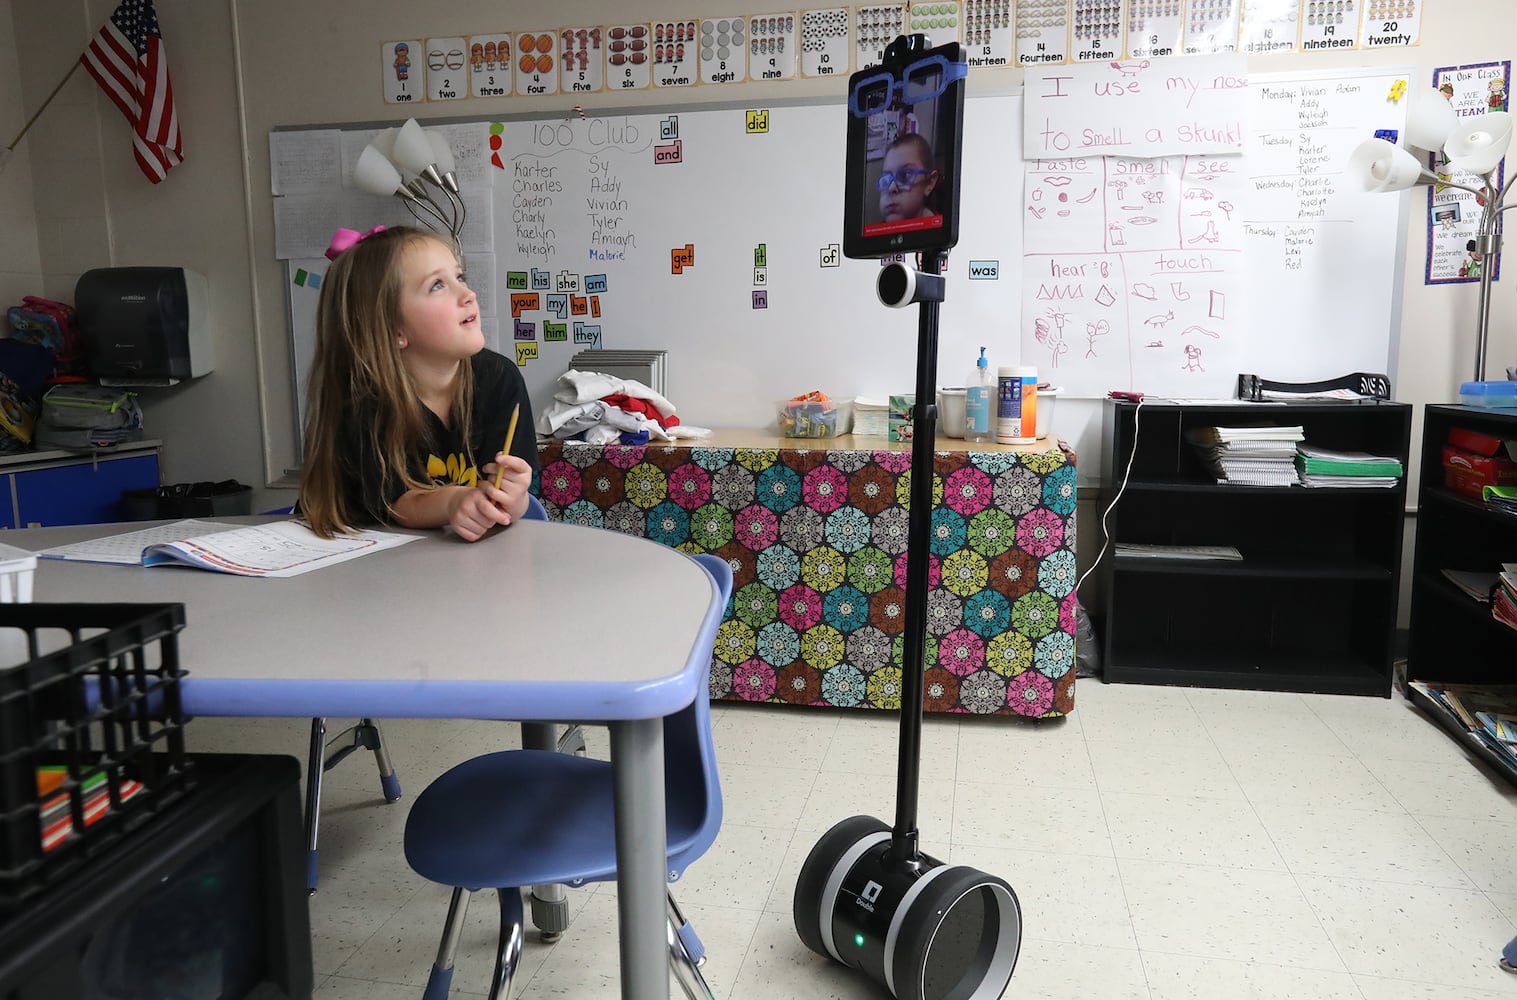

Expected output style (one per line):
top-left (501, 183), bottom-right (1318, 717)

top-left (447, 484), bottom-right (514, 541)
top-left (481, 454), bottom-right (533, 522)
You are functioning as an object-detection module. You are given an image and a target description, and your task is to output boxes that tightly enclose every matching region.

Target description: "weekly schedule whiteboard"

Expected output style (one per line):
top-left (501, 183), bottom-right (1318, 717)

top-left (277, 64), bottom-right (1408, 436)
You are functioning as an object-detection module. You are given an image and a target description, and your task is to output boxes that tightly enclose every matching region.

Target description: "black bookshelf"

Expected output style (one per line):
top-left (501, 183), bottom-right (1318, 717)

top-left (1406, 404), bottom-right (1517, 786)
top-left (1099, 400), bottom-right (1411, 696)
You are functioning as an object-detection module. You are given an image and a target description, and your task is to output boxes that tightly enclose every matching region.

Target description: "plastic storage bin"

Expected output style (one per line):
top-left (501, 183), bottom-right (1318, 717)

top-left (1460, 381), bottom-right (1517, 408)
top-left (778, 395), bottom-right (848, 438)
top-left (0, 603), bottom-right (193, 911)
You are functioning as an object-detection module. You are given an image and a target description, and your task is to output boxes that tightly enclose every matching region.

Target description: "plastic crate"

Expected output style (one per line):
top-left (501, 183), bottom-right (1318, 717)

top-left (0, 603), bottom-right (193, 910)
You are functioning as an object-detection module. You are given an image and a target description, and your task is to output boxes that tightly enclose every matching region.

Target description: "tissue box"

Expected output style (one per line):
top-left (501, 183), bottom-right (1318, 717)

top-left (1443, 441), bottom-right (1517, 499)
top-left (888, 394), bottom-right (915, 443)
top-left (853, 397), bottom-right (888, 436)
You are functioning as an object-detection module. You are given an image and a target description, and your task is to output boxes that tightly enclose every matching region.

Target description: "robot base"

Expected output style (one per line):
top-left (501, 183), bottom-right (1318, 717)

top-left (794, 816), bottom-right (1022, 1000)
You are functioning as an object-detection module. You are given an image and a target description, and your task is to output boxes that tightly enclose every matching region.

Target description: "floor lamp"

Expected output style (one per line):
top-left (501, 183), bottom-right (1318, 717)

top-left (1348, 91), bottom-right (1513, 383)
top-left (352, 118), bottom-right (466, 246)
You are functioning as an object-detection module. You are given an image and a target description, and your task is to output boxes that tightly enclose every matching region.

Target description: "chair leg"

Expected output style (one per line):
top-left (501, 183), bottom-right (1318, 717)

top-left (489, 887), bottom-right (526, 1000)
top-left (521, 723), bottom-right (571, 942)
top-left (364, 718), bottom-right (403, 801)
top-left (303, 717), bottom-right (326, 894)
top-left (667, 892), bottom-right (716, 1000)
top-left (424, 886), bottom-right (472, 1000)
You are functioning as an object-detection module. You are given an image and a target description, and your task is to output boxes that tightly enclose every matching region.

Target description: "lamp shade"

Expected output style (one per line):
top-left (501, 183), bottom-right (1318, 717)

top-left (392, 118), bottom-right (436, 176)
top-left (354, 144), bottom-right (403, 196)
top-left (1347, 138), bottom-right (1425, 193)
top-left (369, 126), bottom-right (399, 160)
top-left (427, 131), bottom-right (456, 174)
top-left (1445, 111), bottom-right (1514, 175)
top-left (1403, 87), bottom-right (1458, 151)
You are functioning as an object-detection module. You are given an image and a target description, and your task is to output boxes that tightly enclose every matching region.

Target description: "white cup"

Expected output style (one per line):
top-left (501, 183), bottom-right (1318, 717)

top-left (937, 388), bottom-right (967, 438)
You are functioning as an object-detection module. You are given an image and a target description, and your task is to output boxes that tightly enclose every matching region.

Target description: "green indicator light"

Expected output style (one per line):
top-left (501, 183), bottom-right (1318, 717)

top-left (854, 933), bottom-right (866, 947)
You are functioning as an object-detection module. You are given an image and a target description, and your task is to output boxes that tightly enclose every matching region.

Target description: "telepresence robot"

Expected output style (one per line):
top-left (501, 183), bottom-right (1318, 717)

top-left (792, 35), bottom-right (1023, 1000)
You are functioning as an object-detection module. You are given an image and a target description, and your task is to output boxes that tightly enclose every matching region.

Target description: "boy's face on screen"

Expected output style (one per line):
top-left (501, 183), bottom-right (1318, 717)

top-left (878, 142), bottom-right (938, 222)
top-left (396, 239), bottom-right (484, 365)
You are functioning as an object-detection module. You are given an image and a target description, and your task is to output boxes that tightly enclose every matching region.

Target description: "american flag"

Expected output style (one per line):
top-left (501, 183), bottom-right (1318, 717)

top-left (80, 0), bottom-right (182, 183)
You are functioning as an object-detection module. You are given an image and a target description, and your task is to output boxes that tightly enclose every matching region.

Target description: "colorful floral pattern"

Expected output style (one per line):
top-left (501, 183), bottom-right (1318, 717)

top-left (536, 442), bottom-right (1076, 717)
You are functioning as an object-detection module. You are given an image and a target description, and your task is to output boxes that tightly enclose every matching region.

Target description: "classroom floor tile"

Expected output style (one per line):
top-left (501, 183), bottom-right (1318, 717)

top-left (187, 681), bottom-right (1517, 998)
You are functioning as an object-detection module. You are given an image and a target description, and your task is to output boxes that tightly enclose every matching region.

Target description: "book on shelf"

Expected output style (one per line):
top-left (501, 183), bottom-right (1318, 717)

top-left (37, 519), bottom-right (419, 578)
top-left (1186, 426), bottom-right (1303, 486)
top-left (1484, 486), bottom-right (1517, 516)
top-left (1440, 568), bottom-right (1499, 603)
top-left (1495, 566), bottom-right (1517, 631)
top-left (1114, 543), bottom-right (1243, 561)
top-left (1410, 681), bottom-right (1517, 774)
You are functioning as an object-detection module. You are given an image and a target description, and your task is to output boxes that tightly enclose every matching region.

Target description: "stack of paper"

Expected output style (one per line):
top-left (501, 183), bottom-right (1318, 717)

top-left (1294, 444), bottom-right (1403, 488)
top-left (1495, 564), bottom-right (1517, 632)
top-left (568, 349), bottom-right (667, 396)
top-left (1410, 680), bottom-right (1517, 771)
top-left (1485, 485), bottom-right (1517, 516)
top-left (1185, 425), bottom-right (1304, 486)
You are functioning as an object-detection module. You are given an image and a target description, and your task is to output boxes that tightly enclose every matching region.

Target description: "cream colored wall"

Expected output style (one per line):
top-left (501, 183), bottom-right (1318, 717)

top-left (7, 1), bottom-right (1517, 622)
top-left (0, 0), bottom-right (43, 307)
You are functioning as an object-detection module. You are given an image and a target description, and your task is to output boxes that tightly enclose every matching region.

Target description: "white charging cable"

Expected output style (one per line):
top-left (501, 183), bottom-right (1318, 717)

top-left (1075, 395), bottom-right (1143, 594)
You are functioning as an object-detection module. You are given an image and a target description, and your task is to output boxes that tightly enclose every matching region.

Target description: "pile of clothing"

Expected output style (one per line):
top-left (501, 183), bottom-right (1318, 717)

top-left (536, 370), bottom-right (709, 445)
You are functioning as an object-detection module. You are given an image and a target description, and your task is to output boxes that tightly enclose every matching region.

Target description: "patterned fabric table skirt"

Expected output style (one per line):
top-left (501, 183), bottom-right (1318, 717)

top-left (535, 439), bottom-right (1077, 717)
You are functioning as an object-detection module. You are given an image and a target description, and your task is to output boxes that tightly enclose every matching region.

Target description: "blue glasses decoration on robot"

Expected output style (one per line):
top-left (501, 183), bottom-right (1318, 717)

top-left (842, 39), bottom-right (968, 259)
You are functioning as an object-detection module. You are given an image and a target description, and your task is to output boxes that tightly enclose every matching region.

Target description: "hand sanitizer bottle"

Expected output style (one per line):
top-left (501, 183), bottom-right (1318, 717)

top-left (964, 347), bottom-right (994, 443)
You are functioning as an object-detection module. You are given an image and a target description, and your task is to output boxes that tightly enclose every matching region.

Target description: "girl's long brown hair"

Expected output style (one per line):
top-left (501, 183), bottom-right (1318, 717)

top-left (299, 227), bottom-right (475, 537)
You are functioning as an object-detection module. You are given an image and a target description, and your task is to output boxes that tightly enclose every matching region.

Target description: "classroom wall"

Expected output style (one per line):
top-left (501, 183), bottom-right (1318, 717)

top-left (7, 0), bottom-right (1517, 624)
top-left (0, 0), bottom-right (43, 307)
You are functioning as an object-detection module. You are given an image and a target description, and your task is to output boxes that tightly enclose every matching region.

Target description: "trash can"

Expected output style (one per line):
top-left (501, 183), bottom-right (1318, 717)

top-left (120, 480), bottom-right (252, 520)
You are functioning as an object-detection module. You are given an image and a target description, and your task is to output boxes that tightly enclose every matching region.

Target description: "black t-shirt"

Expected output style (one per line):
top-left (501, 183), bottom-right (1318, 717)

top-left (339, 349), bottom-right (537, 525)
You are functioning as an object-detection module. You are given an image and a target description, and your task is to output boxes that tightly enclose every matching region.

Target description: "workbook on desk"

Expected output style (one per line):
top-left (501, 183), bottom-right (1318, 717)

top-left (37, 519), bottom-right (418, 578)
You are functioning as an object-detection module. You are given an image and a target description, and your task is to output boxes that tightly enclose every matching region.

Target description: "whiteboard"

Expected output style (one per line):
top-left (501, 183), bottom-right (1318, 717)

top-left (282, 94), bottom-right (1025, 436)
top-left (1016, 66), bottom-right (1412, 398)
top-left (280, 65), bottom-right (1411, 435)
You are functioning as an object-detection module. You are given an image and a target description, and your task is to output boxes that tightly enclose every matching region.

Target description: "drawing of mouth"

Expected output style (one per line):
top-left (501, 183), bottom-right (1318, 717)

top-left (1076, 189), bottom-right (1098, 203)
top-left (1131, 216), bottom-right (1157, 225)
top-left (1043, 176), bottom-right (1072, 187)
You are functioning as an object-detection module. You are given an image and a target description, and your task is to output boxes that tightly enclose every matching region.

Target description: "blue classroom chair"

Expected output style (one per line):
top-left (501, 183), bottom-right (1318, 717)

top-left (297, 493), bottom-right (554, 893)
top-left (402, 552), bottom-right (732, 1000)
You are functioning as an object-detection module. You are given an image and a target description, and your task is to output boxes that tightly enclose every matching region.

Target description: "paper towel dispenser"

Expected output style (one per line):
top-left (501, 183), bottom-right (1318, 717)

top-left (74, 267), bottom-right (212, 386)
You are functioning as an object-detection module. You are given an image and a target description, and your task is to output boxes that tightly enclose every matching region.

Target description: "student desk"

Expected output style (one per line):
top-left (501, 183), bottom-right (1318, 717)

top-left (16, 518), bottom-right (718, 1000)
top-left (537, 429), bottom-right (1079, 718)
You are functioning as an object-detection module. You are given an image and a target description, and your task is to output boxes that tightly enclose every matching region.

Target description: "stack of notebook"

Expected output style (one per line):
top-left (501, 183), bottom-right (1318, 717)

top-left (1496, 565), bottom-right (1517, 632)
top-left (567, 349), bottom-right (667, 396)
top-left (1294, 444), bottom-right (1404, 488)
top-left (1185, 425), bottom-right (1304, 486)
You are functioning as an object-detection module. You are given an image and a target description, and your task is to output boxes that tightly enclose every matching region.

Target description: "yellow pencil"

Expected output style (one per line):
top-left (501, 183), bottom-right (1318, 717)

top-left (492, 402), bottom-right (521, 490)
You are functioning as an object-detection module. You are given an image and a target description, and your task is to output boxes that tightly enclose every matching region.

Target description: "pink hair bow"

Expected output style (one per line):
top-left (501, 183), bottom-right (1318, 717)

top-left (325, 225), bottom-right (387, 261)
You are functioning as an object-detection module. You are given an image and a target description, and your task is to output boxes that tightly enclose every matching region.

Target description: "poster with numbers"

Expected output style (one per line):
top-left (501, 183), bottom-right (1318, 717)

top-left (961, 0), bottom-right (1012, 68)
top-left (1239, 0), bottom-right (1297, 55)
top-left (606, 24), bottom-right (653, 91)
top-left (1126, 0), bottom-right (1181, 59)
top-left (1299, 0), bottom-right (1360, 51)
top-left (800, 8), bottom-right (850, 78)
top-left (381, 39), bottom-right (424, 105)
top-left (855, 4), bottom-right (907, 70)
top-left (1016, 0), bottom-right (1067, 65)
top-left (468, 34), bottom-right (512, 97)
top-left (1184, 0), bottom-right (1239, 54)
top-left (1360, 0), bottom-right (1420, 48)
top-left (1070, 0), bottom-right (1123, 63)
top-left (424, 37), bottom-right (468, 101)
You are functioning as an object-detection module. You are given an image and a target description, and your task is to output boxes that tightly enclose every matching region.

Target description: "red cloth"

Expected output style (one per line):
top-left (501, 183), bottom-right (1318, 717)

top-left (601, 393), bottom-right (680, 428)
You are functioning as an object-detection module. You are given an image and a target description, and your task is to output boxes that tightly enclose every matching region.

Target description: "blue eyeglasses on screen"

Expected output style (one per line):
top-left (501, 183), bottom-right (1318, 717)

top-left (848, 54), bottom-right (968, 118)
top-left (875, 166), bottom-right (934, 191)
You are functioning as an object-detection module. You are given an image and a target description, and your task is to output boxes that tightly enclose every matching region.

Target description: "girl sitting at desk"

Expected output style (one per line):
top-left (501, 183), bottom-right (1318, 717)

top-left (299, 225), bottom-right (537, 541)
